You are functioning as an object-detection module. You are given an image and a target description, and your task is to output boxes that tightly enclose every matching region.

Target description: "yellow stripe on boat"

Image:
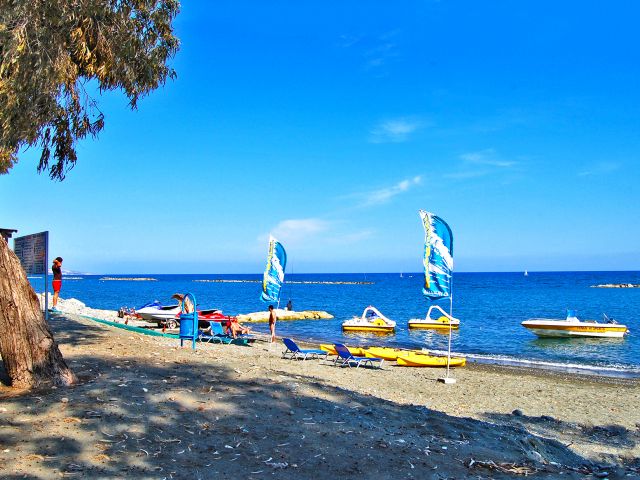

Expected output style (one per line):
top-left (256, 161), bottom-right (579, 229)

top-left (525, 324), bottom-right (628, 333)
top-left (521, 319), bottom-right (629, 338)
top-left (396, 353), bottom-right (466, 368)
top-left (342, 325), bottom-right (395, 333)
top-left (408, 316), bottom-right (459, 330)
top-left (408, 322), bottom-right (459, 330)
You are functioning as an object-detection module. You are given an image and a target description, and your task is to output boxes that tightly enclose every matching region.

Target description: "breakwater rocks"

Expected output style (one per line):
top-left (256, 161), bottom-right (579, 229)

top-left (591, 283), bottom-right (640, 288)
top-left (237, 309), bottom-right (334, 322)
top-left (99, 277), bottom-right (157, 281)
top-left (194, 279), bottom-right (373, 285)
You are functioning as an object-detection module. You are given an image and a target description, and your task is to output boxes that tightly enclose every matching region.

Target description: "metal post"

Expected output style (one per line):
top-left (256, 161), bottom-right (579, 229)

top-left (446, 294), bottom-right (453, 377)
top-left (439, 277), bottom-right (456, 384)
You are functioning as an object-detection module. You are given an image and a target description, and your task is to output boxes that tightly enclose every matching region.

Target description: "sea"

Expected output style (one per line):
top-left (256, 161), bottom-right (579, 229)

top-left (28, 271), bottom-right (640, 378)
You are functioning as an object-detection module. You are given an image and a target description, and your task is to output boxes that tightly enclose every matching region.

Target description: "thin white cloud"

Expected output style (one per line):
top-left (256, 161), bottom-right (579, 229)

top-left (265, 218), bottom-right (330, 245)
top-left (338, 34), bottom-right (363, 48)
top-left (370, 118), bottom-right (423, 143)
top-left (578, 162), bottom-right (620, 177)
top-left (460, 149), bottom-right (516, 168)
top-left (364, 42), bottom-right (397, 69)
top-left (260, 219), bottom-right (375, 253)
top-left (359, 176), bottom-right (422, 206)
top-left (445, 149), bottom-right (517, 180)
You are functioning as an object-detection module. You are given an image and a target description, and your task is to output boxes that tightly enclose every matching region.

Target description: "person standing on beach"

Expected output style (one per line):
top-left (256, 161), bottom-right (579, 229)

top-left (51, 257), bottom-right (63, 311)
top-left (268, 305), bottom-right (277, 342)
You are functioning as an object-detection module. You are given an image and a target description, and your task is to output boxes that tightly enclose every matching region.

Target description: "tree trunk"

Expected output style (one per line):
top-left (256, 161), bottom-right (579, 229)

top-left (0, 236), bottom-right (75, 389)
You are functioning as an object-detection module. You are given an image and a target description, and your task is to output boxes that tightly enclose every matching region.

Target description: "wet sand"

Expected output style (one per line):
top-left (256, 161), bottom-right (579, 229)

top-left (1, 312), bottom-right (638, 479)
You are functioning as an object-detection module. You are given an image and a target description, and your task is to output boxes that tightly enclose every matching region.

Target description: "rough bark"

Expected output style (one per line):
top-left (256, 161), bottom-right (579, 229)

top-left (0, 237), bottom-right (76, 389)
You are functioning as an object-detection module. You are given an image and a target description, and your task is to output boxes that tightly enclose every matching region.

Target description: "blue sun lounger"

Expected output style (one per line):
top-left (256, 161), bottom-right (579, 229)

top-left (198, 321), bottom-right (233, 344)
top-left (199, 320), bottom-right (256, 346)
top-left (333, 343), bottom-right (384, 369)
top-left (282, 338), bottom-right (329, 360)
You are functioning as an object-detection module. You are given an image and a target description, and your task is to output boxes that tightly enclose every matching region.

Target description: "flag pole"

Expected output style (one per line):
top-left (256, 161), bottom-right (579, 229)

top-left (439, 273), bottom-right (456, 384)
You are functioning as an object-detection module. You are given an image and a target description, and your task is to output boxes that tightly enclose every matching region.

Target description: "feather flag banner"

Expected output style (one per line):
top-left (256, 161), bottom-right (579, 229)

top-left (419, 210), bottom-right (453, 300)
top-left (260, 236), bottom-right (287, 303)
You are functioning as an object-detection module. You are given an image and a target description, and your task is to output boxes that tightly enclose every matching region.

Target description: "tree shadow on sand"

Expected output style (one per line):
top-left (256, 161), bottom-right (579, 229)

top-left (485, 410), bottom-right (639, 466)
top-left (0, 315), bottom-right (635, 479)
top-left (44, 312), bottom-right (109, 347)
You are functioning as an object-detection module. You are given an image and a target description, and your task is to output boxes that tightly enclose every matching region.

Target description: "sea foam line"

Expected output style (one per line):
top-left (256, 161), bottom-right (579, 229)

top-left (430, 349), bottom-right (640, 379)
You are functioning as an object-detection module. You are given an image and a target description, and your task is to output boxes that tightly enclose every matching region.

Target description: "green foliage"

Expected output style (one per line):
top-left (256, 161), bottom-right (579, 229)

top-left (0, 0), bottom-right (180, 180)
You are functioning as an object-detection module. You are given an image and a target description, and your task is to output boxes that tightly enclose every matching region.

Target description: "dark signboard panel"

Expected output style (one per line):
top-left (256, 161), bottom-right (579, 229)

top-left (14, 231), bottom-right (49, 275)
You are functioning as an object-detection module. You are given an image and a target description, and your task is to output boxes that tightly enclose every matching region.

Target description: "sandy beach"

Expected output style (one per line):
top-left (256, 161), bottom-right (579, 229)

top-left (1, 309), bottom-right (638, 479)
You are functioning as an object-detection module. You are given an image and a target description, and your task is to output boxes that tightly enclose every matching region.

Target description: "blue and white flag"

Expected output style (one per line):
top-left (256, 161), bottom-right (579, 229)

top-left (419, 210), bottom-right (453, 300)
top-left (260, 236), bottom-right (287, 303)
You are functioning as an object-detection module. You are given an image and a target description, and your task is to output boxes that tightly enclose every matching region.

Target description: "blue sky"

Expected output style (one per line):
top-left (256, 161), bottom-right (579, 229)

top-left (2, 1), bottom-right (639, 273)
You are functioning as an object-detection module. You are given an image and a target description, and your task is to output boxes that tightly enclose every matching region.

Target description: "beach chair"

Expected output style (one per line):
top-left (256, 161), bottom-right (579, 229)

top-left (333, 343), bottom-right (384, 369)
top-left (199, 321), bottom-right (256, 346)
top-left (198, 321), bottom-right (233, 344)
top-left (282, 338), bottom-right (329, 361)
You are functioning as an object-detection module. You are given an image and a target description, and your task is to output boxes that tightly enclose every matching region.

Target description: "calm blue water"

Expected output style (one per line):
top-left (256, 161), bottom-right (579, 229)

top-left (29, 272), bottom-right (640, 375)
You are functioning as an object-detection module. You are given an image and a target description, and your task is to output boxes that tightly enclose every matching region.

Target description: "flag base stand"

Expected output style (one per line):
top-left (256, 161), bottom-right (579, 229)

top-left (438, 377), bottom-right (457, 384)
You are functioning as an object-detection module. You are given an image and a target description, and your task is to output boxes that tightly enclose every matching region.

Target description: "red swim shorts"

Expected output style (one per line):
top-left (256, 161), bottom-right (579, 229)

top-left (52, 280), bottom-right (62, 292)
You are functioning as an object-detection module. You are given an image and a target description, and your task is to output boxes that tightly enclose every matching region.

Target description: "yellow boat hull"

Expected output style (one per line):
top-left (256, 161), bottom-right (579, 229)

top-left (319, 344), bottom-right (367, 356)
top-left (320, 344), bottom-right (337, 354)
top-left (408, 316), bottom-right (460, 330)
top-left (363, 346), bottom-right (426, 361)
top-left (342, 325), bottom-right (395, 333)
top-left (396, 354), bottom-right (466, 368)
top-left (408, 322), bottom-right (459, 330)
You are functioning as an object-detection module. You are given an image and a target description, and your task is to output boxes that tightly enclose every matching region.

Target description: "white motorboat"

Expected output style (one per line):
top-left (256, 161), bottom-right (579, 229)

top-left (342, 306), bottom-right (396, 334)
top-left (136, 298), bottom-right (182, 323)
top-left (408, 304), bottom-right (460, 330)
top-left (521, 310), bottom-right (628, 338)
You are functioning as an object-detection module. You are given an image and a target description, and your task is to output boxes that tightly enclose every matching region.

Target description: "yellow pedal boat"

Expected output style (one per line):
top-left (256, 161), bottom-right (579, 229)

top-left (342, 306), bottom-right (396, 334)
top-left (408, 305), bottom-right (460, 330)
top-left (396, 353), bottom-right (466, 367)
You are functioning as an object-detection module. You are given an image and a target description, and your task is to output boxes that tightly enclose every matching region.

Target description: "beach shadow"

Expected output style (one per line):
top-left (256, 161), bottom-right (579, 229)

top-left (486, 410), bottom-right (639, 450)
top-left (0, 360), bottom-right (10, 387)
top-left (0, 315), bottom-right (632, 479)
top-left (45, 312), bottom-right (107, 347)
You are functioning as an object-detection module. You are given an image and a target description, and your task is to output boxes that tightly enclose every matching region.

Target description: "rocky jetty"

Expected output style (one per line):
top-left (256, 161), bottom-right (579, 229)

top-left (237, 309), bottom-right (334, 322)
top-left (194, 279), bottom-right (373, 285)
top-left (99, 277), bottom-right (157, 281)
top-left (591, 283), bottom-right (640, 288)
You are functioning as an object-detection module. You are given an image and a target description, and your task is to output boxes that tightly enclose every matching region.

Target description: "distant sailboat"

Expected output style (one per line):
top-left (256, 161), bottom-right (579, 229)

top-left (524, 270), bottom-right (529, 276)
top-left (400, 272), bottom-right (403, 278)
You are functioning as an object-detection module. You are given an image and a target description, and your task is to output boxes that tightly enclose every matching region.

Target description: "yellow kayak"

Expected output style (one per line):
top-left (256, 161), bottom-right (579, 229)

top-left (319, 344), bottom-right (368, 356)
top-left (363, 346), bottom-right (427, 361)
top-left (396, 353), bottom-right (466, 368)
